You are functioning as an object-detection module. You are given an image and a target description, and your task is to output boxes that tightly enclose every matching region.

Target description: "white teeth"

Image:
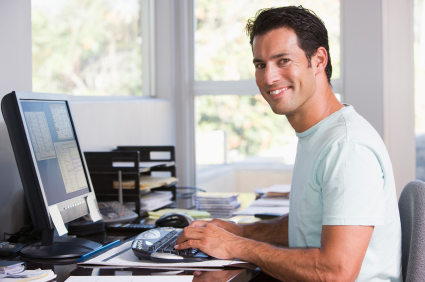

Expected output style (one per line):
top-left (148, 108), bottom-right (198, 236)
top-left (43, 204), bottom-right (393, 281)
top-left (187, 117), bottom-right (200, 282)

top-left (269, 88), bottom-right (287, 95)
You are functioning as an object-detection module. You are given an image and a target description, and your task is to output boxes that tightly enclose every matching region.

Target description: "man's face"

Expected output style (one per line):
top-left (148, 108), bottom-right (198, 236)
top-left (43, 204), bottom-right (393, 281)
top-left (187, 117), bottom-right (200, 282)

top-left (253, 27), bottom-right (317, 116)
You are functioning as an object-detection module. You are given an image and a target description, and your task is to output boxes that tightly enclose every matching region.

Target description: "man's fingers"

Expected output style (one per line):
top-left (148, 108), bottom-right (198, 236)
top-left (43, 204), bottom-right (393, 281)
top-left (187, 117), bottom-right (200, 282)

top-left (175, 226), bottom-right (206, 245)
top-left (174, 239), bottom-right (201, 250)
top-left (189, 220), bottom-right (209, 227)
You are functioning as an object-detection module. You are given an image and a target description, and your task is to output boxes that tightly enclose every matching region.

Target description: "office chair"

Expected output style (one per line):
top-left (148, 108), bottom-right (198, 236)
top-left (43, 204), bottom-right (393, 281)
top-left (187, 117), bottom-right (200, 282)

top-left (398, 180), bottom-right (425, 282)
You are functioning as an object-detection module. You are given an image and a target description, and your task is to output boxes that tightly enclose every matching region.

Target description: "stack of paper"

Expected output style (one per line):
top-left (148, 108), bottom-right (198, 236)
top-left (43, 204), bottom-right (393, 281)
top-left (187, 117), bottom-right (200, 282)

top-left (124, 191), bottom-right (173, 212)
top-left (140, 191), bottom-right (173, 211)
top-left (1, 269), bottom-right (56, 282)
top-left (0, 261), bottom-right (25, 277)
top-left (234, 184), bottom-right (290, 216)
top-left (195, 193), bottom-right (240, 218)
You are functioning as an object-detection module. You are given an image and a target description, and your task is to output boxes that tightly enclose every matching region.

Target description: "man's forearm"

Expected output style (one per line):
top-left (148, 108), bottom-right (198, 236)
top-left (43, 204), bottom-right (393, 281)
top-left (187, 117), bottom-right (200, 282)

top-left (233, 238), bottom-right (354, 282)
top-left (241, 215), bottom-right (289, 246)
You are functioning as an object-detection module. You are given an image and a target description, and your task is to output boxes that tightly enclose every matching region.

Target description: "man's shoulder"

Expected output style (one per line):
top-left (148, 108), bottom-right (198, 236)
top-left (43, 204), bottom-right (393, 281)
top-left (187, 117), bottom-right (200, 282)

top-left (318, 105), bottom-right (383, 148)
top-left (338, 106), bottom-right (384, 147)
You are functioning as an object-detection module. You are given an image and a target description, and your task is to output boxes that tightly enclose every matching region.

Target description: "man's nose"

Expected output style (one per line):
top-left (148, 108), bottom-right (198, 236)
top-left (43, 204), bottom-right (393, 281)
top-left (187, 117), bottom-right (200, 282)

top-left (264, 64), bottom-right (280, 86)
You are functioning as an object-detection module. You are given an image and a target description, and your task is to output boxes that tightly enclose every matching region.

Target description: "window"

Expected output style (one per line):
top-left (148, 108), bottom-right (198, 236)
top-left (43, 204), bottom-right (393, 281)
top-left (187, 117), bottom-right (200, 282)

top-left (415, 0), bottom-right (425, 181)
top-left (193, 0), bottom-right (341, 192)
top-left (31, 0), bottom-right (146, 96)
top-left (195, 0), bottom-right (340, 81)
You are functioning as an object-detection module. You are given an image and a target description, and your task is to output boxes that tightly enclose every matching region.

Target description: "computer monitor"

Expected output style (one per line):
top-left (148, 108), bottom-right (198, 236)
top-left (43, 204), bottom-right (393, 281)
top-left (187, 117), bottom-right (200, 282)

top-left (1, 91), bottom-right (102, 260)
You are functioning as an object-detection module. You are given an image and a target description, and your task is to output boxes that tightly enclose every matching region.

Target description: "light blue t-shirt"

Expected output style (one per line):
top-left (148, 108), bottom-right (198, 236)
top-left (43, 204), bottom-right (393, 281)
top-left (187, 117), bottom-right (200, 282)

top-left (289, 105), bottom-right (402, 281)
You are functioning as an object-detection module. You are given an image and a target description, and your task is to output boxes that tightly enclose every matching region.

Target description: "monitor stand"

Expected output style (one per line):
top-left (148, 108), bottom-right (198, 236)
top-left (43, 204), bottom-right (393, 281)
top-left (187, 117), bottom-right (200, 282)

top-left (20, 228), bottom-right (102, 260)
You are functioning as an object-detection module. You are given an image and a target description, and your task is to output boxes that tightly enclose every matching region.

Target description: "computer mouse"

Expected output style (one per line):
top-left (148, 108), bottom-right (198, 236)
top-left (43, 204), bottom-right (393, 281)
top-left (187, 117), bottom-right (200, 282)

top-left (155, 213), bottom-right (194, 228)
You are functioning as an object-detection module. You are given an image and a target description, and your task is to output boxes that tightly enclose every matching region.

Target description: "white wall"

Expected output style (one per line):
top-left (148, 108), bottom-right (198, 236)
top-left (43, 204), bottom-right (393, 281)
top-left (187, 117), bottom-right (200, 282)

top-left (343, 0), bottom-right (415, 197)
top-left (70, 98), bottom-right (174, 152)
top-left (0, 0), bottom-right (33, 238)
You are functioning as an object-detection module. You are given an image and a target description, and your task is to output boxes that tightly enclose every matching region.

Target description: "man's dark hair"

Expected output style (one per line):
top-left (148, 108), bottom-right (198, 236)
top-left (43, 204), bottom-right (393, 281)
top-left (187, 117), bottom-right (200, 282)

top-left (245, 6), bottom-right (332, 84)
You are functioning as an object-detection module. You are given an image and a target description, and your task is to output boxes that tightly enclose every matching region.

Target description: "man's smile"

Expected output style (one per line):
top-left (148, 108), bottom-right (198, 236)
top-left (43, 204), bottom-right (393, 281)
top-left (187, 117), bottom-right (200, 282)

top-left (267, 86), bottom-right (291, 99)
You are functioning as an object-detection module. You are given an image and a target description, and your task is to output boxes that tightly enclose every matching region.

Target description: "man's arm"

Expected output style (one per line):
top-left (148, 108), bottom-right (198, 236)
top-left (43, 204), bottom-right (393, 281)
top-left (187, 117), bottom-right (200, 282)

top-left (185, 215), bottom-right (289, 246)
top-left (175, 223), bottom-right (373, 281)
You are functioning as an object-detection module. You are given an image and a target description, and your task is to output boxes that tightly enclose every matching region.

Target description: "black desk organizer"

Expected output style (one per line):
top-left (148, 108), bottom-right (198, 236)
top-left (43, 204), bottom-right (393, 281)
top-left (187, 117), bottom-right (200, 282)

top-left (84, 146), bottom-right (177, 216)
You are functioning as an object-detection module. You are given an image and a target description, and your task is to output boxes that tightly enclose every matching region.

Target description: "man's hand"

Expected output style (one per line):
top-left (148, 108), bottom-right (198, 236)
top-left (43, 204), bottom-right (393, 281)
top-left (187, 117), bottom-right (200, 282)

top-left (176, 221), bottom-right (374, 281)
top-left (186, 219), bottom-right (244, 237)
top-left (174, 222), bottom-right (246, 260)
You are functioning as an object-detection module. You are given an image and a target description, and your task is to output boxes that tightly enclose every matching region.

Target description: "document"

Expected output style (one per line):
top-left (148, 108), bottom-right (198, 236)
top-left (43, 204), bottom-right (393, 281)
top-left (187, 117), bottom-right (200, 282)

top-left (233, 206), bottom-right (290, 216)
top-left (255, 184), bottom-right (291, 196)
top-left (78, 240), bottom-right (251, 269)
top-left (24, 111), bottom-right (56, 161)
top-left (66, 276), bottom-right (193, 282)
top-left (249, 197), bottom-right (290, 207)
top-left (112, 161), bottom-right (175, 168)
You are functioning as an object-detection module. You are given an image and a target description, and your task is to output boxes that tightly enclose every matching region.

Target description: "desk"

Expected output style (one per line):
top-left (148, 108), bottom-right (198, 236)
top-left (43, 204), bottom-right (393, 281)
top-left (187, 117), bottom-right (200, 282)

top-left (2, 193), bottom-right (282, 282)
top-left (0, 227), bottom-right (278, 282)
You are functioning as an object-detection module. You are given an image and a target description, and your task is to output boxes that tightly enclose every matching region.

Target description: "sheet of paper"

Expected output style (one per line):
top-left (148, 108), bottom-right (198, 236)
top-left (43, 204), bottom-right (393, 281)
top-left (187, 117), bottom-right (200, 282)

top-left (249, 198), bottom-right (290, 207)
top-left (255, 184), bottom-right (291, 194)
top-left (86, 194), bottom-right (102, 222)
top-left (112, 162), bottom-right (174, 168)
top-left (79, 241), bottom-right (250, 269)
top-left (233, 206), bottom-right (290, 216)
top-left (48, 205), bottom-right (68, 236)
top-left (66, 276), bottom-right (193, 282)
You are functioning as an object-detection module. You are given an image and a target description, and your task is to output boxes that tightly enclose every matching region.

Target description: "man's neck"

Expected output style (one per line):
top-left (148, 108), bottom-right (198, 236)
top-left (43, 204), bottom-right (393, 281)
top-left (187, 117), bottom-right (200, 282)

top-left (287, 84), bottom-right (343, 133)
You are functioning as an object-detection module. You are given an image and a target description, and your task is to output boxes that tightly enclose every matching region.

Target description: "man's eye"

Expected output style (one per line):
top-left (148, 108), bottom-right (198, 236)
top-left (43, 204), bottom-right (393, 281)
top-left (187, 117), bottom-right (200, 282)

top-left (280, 59), bottom-right (290, 64)
top-left (255, 63), bottom-right (265, 69)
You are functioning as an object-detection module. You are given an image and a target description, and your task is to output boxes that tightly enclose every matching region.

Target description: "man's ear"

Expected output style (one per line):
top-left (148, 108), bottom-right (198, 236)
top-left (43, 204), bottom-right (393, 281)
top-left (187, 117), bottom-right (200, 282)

top-left (312, 47), bottom-right (328, 75)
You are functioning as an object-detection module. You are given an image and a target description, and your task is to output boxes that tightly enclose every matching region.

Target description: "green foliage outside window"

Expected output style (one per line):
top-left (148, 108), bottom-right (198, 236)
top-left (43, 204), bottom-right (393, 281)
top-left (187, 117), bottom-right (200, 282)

top-left (195, 0), bottom-right (340, 81)
top-left (196, 95), bottom-right (296, 162)
top-left (32, 0), bottom-right (142, 96)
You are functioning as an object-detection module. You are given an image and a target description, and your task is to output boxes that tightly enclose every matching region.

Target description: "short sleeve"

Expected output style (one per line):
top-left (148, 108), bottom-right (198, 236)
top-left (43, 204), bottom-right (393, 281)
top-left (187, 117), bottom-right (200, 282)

top-left (316, 142), bottom-right (386, 226)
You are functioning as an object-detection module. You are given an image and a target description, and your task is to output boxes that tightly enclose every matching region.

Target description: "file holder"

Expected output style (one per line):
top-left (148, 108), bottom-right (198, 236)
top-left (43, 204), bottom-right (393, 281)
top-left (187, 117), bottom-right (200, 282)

top-left (84, 146), bottom-right (177, 216)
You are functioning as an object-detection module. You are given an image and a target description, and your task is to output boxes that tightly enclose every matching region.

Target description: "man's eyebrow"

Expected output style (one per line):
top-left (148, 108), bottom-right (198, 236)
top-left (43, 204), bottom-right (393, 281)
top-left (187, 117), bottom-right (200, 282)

top-left (253, 52), bottom-right (291, 64)
top-left (253, 58), bottom-right (263, 64)
top-left (270, 52), bottom-right (291, 60)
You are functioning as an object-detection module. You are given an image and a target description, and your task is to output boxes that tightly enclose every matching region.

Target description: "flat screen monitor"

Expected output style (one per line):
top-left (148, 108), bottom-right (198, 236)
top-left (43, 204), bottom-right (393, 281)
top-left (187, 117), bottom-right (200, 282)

top-left (1, 91), bottom-right (102, 260)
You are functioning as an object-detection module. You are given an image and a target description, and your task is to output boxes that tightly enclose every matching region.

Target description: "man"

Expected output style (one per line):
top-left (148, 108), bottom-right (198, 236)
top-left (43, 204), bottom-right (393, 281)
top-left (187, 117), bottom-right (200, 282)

top-left (176, 6), bottom-right (402, 281)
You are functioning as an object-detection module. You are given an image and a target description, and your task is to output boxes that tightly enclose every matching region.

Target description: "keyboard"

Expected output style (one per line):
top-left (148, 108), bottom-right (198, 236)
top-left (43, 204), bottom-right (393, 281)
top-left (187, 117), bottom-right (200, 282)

top-left (132, 227), bottom-right (211, 263)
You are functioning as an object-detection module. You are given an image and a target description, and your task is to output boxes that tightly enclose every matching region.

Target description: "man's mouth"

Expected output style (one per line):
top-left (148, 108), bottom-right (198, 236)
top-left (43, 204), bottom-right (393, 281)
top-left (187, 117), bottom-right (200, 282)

top-left (268, 87), bottom-right (290, 97)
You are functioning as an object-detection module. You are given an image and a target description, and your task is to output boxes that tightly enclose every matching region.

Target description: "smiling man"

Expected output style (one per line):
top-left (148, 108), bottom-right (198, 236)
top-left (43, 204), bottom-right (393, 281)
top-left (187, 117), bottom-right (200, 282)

top-left (176, 6), bottom-right (402, 281)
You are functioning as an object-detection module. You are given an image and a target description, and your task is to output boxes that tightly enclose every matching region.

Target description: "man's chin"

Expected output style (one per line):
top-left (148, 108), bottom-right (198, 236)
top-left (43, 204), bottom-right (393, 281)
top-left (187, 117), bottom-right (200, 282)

top-left (270, 106), bottom-right (289, 116)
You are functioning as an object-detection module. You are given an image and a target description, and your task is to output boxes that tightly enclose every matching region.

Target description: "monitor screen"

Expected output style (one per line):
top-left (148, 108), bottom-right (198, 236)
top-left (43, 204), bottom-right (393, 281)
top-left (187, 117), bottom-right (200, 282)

top-left (20, 100), bottom-right (90, 205)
